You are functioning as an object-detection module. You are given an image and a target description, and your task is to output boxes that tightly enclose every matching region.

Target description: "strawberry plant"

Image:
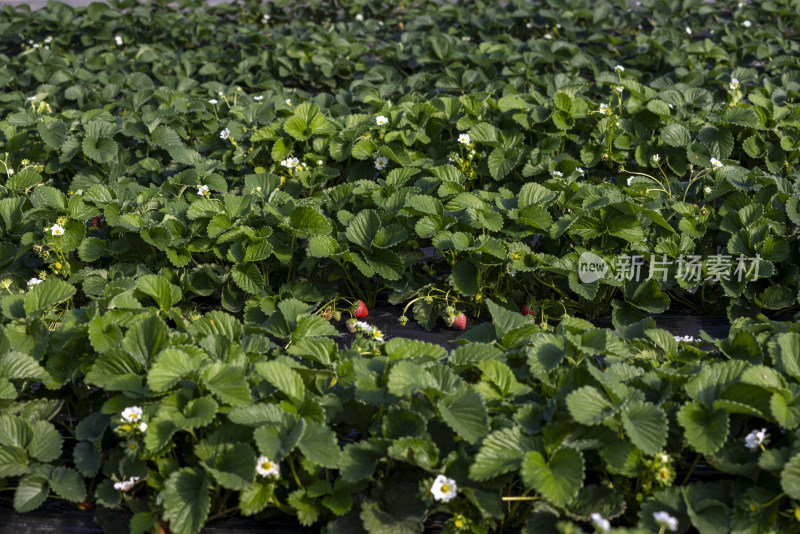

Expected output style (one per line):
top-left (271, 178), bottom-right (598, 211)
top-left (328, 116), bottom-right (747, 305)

top-left (2, 0), bottom-right (800, 532)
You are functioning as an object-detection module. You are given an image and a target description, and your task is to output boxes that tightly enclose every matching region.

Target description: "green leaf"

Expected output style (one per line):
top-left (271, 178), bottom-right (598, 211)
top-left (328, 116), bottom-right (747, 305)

top-left (82, 136), bottom-right (118, 163)
top-left (179, 397), bottom-right (219, 429)
top-left (255, 360), bottom-right (305, 404)
top-left (239, 480), bottom-right (274, 516)
top-left (73, 441), bottom-right (101, 477)
top-left (677, 402), bottom-right (729, 455)
top-left (661, 124), bottom-right (691, 147)
top-left (485, 299), bottom-right (527, 334)
top-left (697, 124), bottom-right (734, 159)
top-left (13, 468), bottom-right (51, 513)
top-left (254, 417), bottom-right (306, 461)
top-left (345, 209), bottom-right (381, 247)
top-left (620, 401), bottom-right (668, 455)
top-left (290, 206), bottom-right (333, 235)
top-left (781, 452), bottom-right (800, 500)
top-left (469, 427), bottom-right (527, 481)
top-left (450, 259), bottom-right (480, 296)
top-left (297, 421), bottom-right (341, 468)
top-left (521, 448), bottom-right (585, 507)
top-left (162, 468), bottom-right (211, 534)
top-left (387, 361), bottom-right (437, 397)
top-left (437, 388), bottom-right (489, 445)
top-left (307, 235), bottom-right (340, 258)
top-left (148, 348), bottom-right (203, 393)
top-left (488, 147), bottom-right (520, 181)
top-left (49, 466), bottom-right (86, 503)
top-left (28, 420), bottom-right (63, 462)
top-left (137, 274), bottom-right (181, 311)
top-left (202, 363), bottom-right (252, 406)
top-left (205, 443), bottom-right (256, 490)
top-left (0, 445), bottom-right (29, 477)
top-left (37, 120), bottom-right (68, 149)
top-left (340, 441), bottom-right (384, 482)
top-left (24, 278), bottom-right (76, 314)
top-left (0, 351), bottom-right (49, 381)
top-left (232, 263), bottom-right (265, 295)
top-left (566, 386), bottom-right (615, 425)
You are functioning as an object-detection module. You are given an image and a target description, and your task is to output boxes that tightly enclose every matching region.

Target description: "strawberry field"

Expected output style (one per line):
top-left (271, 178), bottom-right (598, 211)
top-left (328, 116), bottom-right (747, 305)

top-left (3, 0), bottom-right (800, 532)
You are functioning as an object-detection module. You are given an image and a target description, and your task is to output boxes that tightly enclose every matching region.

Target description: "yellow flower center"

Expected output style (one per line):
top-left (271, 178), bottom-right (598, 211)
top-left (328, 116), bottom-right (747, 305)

top-left (262, 461), bottom-right (272, 471)
top-left (441, 484), bottom-right (450, 493)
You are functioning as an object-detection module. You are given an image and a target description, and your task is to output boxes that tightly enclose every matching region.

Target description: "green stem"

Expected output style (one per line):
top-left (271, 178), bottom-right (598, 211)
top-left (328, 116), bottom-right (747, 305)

top-left (681, 454), bottom-right (700, 485)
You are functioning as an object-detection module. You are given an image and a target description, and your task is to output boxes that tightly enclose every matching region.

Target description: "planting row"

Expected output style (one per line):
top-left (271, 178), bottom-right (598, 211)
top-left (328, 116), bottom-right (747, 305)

top-left (2, 288), bottom-right (800, 533)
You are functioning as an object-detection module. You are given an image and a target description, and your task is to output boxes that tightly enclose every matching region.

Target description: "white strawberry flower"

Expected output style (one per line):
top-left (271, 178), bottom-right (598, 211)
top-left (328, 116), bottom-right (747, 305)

top-left (356, 321), bottom-right (373, 332)
top-left (44, 36), bottom-right (53, 43)
top-left (543, 33), bottom-right (552, 39)
top-left (27, 96), bottom-right (36, 101)
top-left (576, 167), bottom-right (584, 174)
top-left (121, 406), bottom-right (143, 423)
top-left (254, 95), bottom-right (264, 101)
top-left (285, 98), bottom-right (292, 105)
top-left (317, 160), bottom-right (323, 165)
top-left (115, 35), bottom-right (123, 46)
top-left (197, 185), bottom-right (209, 196)
top-left (704, 186), bottom-right (712, 194)
top-left (27, 278), bottom-right (43, 287)
top-left (745, 428), bottom-right (767, 449)
top-left (553, 170), bottom-right (563, 177)
top-left (458, 133), bottom-right (470, 145)
top-left (526, 22), bottom-right (532, 29)
top-left (220, 128), bottom-right (230, 140)
top-left (261, 14), bottom-right (270, 23)
top-left (430, 474), bottom-right (457, 502)
top-left (591, 513), bottom-right (611, 532)
top-left (256, 455), bottom-right (280, 477)
top-left (138, 422), bottom-right (148, 432)
top-left (281, 157), bottom-right (299, 168)
top-left (743, 20), bottom-right (751, 27)
top-left (627, 176), bottom-right (634, 186)
top-left (615, 64), bottom-right (625, 72)
top-left (674, 335), bottom-right (695, 343)
top-left (355, 13), bottom-right (364, 21)
top-left (7, 168), bottom-right (13, 176)
top-left (710, 158), bottom-right (723, 168)
top-left (374, 155), bottom-right (389, 170)
top-left (50, 224), bottom-right (65, 236)
top-left (599, 103), bottom-right (610, 115)
top-left (113, 476), bottom-right (140, 492)
top-left (653, 511), bottom-right (678, 532)
top-left (208, 99), bottom-right (218, 104)
top-left (376, 115), bottom-right (389, 126)
top-left (686, 27), bottom-right (692, 35)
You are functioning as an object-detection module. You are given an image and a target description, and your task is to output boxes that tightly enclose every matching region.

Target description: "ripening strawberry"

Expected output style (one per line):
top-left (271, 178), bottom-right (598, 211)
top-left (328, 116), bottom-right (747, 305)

top-left (92, 217), bottom-right (99, 227)
top-left (354, 301), bottom-right (368, 318)
top-left (322, 307), bottom-right (333, 320)
top-left (452, 313), bottom-right (466, 330)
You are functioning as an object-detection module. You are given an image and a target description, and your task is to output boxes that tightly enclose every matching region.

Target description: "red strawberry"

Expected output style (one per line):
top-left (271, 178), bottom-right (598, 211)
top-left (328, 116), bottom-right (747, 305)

top-left (92, 217), bottom-right (99, 227)
top-left (354, 301), bottom-right (368, 318)
top-left (521, 305), bottom-right (532, 316)
top-left (452, 313), bottom-right (466, 330)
